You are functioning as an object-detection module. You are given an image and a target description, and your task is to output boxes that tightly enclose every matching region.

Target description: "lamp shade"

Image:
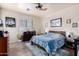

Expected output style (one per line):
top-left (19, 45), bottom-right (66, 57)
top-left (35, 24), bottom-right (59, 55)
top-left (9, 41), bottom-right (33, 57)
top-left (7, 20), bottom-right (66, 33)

top-left (45, 28), bottom-right (49, 33)
top-left (66, 32), bottom-right (74, 42)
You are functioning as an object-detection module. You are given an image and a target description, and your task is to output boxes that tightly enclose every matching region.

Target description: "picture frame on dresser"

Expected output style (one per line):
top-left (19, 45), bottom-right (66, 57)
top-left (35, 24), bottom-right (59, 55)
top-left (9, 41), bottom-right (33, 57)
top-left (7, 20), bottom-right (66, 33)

top-left (50, 18), bottom-right (62, 27)
top-left (0, 19), bottom-right (3, 27)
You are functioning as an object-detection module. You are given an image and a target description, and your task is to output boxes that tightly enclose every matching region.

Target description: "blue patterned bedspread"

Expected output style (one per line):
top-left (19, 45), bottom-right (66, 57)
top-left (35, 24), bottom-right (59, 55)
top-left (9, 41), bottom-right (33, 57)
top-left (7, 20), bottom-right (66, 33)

top-left (31, 33), bottom-right (65, 55)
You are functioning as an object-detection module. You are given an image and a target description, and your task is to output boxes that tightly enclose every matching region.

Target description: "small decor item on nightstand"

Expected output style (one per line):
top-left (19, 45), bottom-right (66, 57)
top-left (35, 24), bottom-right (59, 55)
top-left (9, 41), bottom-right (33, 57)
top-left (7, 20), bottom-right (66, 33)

top-left (3, 31), bottom-right (9, 37)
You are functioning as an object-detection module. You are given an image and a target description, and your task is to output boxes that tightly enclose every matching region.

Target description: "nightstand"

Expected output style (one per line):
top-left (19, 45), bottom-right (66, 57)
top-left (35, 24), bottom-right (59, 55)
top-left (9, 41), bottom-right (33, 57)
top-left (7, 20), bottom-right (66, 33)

top-left (65, 36), bottom-right (79, 49)
top-left (74, 37), bottom-right (79, 56)
top-left (65, 40), bottom-right (74, 49)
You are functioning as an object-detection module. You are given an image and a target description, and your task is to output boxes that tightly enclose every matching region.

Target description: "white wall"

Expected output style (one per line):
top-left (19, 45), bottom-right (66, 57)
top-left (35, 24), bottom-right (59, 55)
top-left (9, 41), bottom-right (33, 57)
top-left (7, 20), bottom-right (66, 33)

top-left (42, 5), bottom-right (79, 36)
top-left (2, 5), bottom-right (79, 43)
top-left (0, 8), bottom-right (4, 30)
top-left (0, 8), bottom-right (42, 43)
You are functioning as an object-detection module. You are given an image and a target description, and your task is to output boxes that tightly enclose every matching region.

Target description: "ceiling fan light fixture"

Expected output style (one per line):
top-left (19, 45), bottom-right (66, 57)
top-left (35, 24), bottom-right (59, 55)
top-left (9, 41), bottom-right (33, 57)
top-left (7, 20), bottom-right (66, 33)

top-left (26, 8), bottom-right (30, 11)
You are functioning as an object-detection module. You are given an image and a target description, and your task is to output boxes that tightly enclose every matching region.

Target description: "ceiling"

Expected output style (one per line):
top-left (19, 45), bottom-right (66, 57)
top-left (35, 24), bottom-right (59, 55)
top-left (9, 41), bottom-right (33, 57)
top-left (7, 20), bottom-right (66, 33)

top-left (0, 3), bottom-right (78, 17)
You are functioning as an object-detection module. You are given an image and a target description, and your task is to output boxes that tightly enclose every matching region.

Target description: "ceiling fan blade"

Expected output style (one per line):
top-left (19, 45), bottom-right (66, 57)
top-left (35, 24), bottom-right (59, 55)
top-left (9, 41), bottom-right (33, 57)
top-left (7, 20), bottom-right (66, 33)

top-left (40, 8), bottom-right (47, 11)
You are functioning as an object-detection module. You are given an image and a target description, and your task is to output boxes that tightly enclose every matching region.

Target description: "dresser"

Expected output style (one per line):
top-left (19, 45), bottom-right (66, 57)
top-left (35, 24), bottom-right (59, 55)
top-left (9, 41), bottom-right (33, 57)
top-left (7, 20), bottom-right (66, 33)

top-left (22, 31), bottom-right (36, 42)
top-left (0, 37), bottom-right (8, 56)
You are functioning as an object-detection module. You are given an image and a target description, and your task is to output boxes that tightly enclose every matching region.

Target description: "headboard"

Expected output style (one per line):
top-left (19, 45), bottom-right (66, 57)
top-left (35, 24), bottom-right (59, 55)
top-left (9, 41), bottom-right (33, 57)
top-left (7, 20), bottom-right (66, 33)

top-left (49, 30), bottom-right (66, 36)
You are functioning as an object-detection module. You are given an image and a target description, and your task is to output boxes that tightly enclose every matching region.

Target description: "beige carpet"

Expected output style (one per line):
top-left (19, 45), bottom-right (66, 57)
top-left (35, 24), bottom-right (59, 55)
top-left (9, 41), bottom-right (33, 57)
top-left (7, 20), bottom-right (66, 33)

top-left (8, 41), bottom-right (33, 56)
top-left (8, 41), bottom-right (74, 56)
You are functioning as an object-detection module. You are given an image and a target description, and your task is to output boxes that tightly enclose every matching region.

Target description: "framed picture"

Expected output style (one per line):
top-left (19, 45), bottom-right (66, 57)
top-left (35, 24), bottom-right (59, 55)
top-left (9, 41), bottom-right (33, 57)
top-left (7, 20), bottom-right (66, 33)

top-left (50, 18), bottom-right (62, 27)
top-left (66, 19), bottom-right (71, 24)
top-left (0, 19), bottom-right (3, 27)
top-left (5, 17), bottom-right (16, 27)
top-left (72, 23), bottom-right (78, 28)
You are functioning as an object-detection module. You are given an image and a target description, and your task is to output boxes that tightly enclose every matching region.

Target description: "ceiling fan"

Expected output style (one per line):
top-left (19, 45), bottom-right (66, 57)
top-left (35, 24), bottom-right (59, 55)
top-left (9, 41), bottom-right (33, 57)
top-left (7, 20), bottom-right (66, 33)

top-left (35, 3), bottom-right (47, 11)
top-left (25, 3), bottom-right (47, 11)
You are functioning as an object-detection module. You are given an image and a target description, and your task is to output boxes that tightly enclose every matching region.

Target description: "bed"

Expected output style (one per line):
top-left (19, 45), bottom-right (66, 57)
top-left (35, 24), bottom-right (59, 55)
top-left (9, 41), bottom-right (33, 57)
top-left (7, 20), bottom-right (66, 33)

top-left (31, 31), bottom-right (66, 55)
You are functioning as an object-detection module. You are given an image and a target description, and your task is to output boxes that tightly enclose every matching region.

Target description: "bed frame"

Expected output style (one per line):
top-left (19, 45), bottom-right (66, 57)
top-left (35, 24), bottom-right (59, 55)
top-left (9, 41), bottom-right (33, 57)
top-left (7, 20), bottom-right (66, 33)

top-left (31, 30), bottom-right (66, 55)
top-left (49, 30), bottom-right (66, 36)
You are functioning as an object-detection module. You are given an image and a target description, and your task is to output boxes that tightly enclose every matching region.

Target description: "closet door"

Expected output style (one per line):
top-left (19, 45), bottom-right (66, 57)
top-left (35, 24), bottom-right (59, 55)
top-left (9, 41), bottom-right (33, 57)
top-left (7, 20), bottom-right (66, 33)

top-left (27, 19), bottom-right (33, 31)
top-left (19, 19), bottom-right (33, 34)
top-left (19, 19), bottom-right (27, 34)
